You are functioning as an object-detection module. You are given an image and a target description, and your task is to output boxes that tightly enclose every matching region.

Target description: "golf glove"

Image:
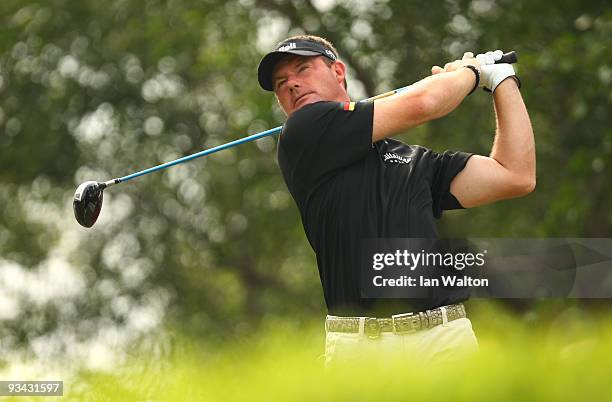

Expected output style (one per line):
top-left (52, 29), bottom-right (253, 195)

top-left (476, 50), bottom-right (521, 92)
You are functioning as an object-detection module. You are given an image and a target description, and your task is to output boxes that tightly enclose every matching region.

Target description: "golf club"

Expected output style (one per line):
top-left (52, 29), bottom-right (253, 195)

top-left (73, 51), bottom-right (518, 228)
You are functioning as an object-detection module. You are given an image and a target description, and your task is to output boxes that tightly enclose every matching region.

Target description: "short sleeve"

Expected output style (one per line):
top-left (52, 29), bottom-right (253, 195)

top-left (277, 100), bottom-right (373, 206)
top-left (428, 150), bottom-right (473, 218)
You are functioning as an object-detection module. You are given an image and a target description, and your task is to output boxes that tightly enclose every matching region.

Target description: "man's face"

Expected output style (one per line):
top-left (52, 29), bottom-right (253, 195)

top-left (272, 55), bottom-right (348, 116)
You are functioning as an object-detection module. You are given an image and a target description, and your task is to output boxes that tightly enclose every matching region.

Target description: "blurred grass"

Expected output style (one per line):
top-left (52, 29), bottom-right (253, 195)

top-left (7, 302), bottom-right (612, 402)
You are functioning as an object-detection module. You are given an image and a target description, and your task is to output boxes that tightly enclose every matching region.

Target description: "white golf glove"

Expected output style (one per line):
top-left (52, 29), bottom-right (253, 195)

top-left (476, 50), bottom-right (520, 92)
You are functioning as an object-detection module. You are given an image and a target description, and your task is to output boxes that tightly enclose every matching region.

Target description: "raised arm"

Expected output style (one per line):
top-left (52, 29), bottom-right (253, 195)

top-left (450, 78), bottom-right (536, 207)
top-left (372, 55), bottom-right (480, 142)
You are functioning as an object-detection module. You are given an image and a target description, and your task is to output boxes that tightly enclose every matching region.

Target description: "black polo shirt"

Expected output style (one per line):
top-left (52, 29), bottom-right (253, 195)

top-left (277, 100), bottom-right (473, 316)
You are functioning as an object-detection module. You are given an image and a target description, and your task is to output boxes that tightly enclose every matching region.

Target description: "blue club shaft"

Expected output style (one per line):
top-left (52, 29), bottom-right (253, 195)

top-left (112, 126), bottom-right (282, 185)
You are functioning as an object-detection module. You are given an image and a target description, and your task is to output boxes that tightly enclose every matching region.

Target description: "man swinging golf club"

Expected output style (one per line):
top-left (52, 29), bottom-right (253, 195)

top-left (258, 35), bottom-right (535, 365)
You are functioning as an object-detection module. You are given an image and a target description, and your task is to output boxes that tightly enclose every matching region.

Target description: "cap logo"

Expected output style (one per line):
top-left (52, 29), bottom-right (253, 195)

top-left (324, 49), bottom-right (336, 60)
top-left (277, 42), bottom-right (297, 52)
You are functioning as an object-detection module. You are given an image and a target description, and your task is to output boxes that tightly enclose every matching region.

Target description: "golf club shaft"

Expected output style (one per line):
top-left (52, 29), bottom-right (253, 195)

top-left (103, 126), bottom-right (282, 187)
top-left (103, 51), bottom-right (517, 188)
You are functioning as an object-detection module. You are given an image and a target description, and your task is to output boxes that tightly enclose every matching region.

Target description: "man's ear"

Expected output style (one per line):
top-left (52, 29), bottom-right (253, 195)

top-left (332, 60), bottom-right (347, 86)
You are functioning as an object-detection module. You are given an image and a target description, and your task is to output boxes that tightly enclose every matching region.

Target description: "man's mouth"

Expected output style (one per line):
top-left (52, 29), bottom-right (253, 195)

top-left (294, 92), bottom-right (313, 108)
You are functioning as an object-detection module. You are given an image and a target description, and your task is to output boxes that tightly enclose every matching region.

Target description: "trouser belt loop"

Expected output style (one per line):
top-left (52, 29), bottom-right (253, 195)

top-left (358, 317), bottom-right (366, 336)
top-left (440, 306), bottom-right (448, 326)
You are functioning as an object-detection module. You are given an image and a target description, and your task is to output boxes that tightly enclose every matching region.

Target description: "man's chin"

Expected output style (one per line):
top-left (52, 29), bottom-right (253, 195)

top-left (292, 98), bottom-right (319, 114)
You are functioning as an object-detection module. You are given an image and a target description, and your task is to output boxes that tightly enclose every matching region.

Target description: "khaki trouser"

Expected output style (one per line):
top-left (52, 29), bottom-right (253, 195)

top-left (324, 317), bottom-right (479, 367)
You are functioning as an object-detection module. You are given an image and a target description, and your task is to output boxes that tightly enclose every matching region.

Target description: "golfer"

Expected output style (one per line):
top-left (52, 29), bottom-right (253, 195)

top-left (257, 35), bottom-right (535, 365)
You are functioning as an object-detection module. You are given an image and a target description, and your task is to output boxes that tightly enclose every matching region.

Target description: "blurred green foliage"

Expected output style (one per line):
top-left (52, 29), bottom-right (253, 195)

top-left (8, 303), bottom-right (611, 402)
top-left (0, 0), bottom-right (611, 368)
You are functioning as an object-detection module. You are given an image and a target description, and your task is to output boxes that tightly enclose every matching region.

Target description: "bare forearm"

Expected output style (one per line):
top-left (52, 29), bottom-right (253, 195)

top-left (490, 79), bottom-right (536, 185)
top-left (418, 67), bottom-right (475, 118)
top-left (373, 67), bottom-right (475, 141)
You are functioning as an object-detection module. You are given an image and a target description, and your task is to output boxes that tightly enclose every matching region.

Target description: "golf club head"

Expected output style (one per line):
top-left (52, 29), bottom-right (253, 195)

top-left (73, 181), bottom-right (104, 228)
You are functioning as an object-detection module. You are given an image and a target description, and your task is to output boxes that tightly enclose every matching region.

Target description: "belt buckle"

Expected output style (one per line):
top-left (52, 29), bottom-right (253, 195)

top-left (392, 312), bottom-right (418, 335)
top-left (364, 318), bottom-right (381, 339)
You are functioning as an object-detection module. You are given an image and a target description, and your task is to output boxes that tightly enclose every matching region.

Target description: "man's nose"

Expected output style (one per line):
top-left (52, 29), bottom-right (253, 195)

top-left (287, 76), bottom-right (300, 91)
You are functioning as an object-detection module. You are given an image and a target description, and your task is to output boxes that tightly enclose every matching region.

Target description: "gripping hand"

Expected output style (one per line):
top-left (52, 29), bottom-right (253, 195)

top-left (476, 50), bottom-right (521, 92)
